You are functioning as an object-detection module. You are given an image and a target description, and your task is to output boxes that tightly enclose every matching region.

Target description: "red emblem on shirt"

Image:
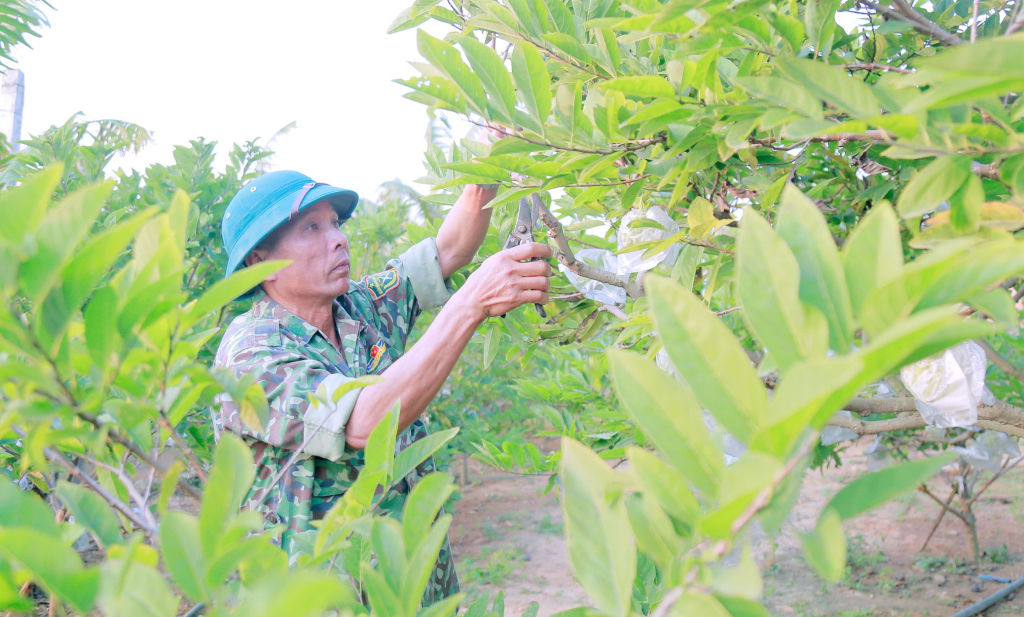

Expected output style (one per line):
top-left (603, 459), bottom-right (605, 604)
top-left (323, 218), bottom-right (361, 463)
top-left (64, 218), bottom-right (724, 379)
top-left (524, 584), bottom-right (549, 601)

top-left (368, 340), bottom-right (388, 372)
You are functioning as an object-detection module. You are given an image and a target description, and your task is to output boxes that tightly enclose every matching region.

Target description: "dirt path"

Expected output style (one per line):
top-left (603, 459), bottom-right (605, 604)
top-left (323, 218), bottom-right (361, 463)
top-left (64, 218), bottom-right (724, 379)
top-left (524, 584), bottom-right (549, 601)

top-left (449, 440), bottom-right (1024, 617)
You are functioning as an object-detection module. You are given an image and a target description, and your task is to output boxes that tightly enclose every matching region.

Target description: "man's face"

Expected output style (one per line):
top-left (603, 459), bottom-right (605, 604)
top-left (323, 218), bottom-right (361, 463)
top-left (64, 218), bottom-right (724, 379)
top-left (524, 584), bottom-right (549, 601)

top-left (247, 200), bottom-right (351, 302)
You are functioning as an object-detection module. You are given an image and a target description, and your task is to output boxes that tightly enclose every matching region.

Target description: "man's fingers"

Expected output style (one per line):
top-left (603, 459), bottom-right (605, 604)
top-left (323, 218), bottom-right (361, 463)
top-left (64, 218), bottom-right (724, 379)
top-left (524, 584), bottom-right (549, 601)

top-left (518, 276), bottom-right (551, 292)
top-left (520, 290), bottom-right (549, 306)
top-left (516, 259), bottom-right (552, 278)
top-left (506, 241), bottom-right (554, 261)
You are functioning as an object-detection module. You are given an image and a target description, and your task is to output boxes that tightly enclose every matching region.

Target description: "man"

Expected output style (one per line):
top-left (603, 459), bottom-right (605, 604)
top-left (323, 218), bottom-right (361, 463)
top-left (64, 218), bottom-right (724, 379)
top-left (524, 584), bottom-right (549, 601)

top-left (212, 170), bottom-right (552, 604)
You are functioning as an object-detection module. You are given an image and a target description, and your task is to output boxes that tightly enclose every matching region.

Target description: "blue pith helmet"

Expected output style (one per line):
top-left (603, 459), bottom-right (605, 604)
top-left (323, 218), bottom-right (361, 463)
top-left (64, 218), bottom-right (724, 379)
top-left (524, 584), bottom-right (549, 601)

top-left (222, 170), bottom-right (359, 276)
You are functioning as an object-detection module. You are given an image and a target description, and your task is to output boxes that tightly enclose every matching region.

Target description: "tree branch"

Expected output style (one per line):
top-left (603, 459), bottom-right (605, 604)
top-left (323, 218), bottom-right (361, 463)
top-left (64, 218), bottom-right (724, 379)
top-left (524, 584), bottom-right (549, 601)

top-left (533, 193), bottom-right (645, 299)
top-left (976, 338), bottom-right (1024, 384)
top-left (11, 425), bottom-right (157, 538)
top-left (919, 483), bottom-right (970, 524)
top-left (836, 397), bottom-right (1024, 438)
top-left (858, 0), bottom-right (966, 46)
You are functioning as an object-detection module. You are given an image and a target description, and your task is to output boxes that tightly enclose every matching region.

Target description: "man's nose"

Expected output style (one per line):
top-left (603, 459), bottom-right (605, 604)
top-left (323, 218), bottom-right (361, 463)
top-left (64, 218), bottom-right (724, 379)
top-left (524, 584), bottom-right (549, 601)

top-left (328, 226), bottom-right (349, 251)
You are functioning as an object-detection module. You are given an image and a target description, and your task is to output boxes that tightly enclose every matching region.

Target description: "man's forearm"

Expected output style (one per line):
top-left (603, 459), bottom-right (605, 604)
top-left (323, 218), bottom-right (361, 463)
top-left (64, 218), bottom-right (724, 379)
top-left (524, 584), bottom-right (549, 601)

top-left (436, 184), bottom-right (496, 278)
top-left (344, 294), bottom-right (483, 449)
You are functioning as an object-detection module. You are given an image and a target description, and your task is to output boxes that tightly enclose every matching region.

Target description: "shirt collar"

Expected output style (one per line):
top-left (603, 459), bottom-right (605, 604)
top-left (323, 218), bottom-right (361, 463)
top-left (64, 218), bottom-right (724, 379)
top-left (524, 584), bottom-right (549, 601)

top-left (249, 288), bottom-right (331, 344)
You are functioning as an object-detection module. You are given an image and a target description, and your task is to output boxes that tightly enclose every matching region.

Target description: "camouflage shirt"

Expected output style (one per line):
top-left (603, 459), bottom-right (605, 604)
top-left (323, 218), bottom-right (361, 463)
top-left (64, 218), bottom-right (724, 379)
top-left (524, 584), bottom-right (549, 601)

top-left (212, 238), bottom-right (459, 603)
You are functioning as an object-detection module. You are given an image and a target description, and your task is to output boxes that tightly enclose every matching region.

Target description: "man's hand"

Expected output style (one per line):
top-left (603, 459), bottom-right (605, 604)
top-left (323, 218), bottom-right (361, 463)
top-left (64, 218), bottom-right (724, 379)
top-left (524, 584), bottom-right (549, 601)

top-left (455, 242), bottom-right (554, 321)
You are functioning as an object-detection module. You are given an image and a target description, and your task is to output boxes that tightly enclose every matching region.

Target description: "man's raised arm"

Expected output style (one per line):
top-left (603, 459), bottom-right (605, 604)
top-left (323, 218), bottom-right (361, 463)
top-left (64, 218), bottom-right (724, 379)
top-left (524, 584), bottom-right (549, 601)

top-left (343, 241), bottom-right (553, 449)
top-left (435, 184), bottom-right (497, 279)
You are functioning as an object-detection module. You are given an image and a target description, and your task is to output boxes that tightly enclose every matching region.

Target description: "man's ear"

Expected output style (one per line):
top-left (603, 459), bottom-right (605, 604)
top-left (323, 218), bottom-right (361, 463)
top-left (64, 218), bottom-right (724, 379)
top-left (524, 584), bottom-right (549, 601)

top-left (244, 250), bottom-right (279, 282)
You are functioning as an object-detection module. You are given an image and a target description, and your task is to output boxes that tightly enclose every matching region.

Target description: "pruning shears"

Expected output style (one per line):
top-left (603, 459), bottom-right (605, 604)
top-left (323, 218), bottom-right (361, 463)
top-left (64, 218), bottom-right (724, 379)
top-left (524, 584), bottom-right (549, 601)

top-left (502, 193), bottom-right (547, 318)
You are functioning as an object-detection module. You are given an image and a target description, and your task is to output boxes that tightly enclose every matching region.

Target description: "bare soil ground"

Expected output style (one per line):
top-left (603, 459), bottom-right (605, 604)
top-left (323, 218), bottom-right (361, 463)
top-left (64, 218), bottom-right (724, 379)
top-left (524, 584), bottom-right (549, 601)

top-left (448, 439), bottom-right (1024, 617)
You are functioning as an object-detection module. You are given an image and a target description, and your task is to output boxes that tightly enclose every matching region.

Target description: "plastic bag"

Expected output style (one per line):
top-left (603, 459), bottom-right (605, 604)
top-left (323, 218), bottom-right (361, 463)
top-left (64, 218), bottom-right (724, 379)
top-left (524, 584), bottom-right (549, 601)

top-left (617, 206), bottom-right (680, 274)
top-left (956, 431), bottom-right (1021, 472)
top-left (900, 341), bottom-right (988, 428)
top-left (559, 248), bottom-right (627, 305)
top-left (821, 410), bottom-right (858, 446)
top-left (656, 347), bottom-right (744, 465)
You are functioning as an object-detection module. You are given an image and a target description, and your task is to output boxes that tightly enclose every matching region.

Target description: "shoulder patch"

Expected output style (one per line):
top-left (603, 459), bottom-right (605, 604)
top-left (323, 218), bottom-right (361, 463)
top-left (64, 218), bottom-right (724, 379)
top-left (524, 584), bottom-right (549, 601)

top-left (364, 269), bottom-right (401, 300)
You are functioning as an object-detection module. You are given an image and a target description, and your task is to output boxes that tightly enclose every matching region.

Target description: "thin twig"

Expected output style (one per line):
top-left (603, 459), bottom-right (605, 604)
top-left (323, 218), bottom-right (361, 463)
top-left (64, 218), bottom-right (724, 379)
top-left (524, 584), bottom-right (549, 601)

top-left (920, 483), bottom-right (970, 524)
top-left (976, 339), bottom-right (1024, 384)
top-left (11, 425), bottom-right (157, 537)
top-left (860, 0), bottom-right (966, 46)
top-left (158, 411), bottom-right (208, 483)
top-left (843, 62), bottom-right (916, 74)
top-left (480, 120), bottom-right (666, 155)
top-left (968, 455), bottom-right (1024, 505)
top-left (919, 487), bottom-right (957, 553)
top-left (970, 0), bottom-right (981, 42)
top-left (534, 193), bottom-right (645, 299)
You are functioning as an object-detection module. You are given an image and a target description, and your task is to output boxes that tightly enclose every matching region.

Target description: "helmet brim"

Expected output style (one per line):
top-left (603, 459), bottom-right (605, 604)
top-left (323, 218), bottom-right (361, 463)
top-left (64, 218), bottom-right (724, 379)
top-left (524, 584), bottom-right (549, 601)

top-left (225, 184), bottom-right (359, 278)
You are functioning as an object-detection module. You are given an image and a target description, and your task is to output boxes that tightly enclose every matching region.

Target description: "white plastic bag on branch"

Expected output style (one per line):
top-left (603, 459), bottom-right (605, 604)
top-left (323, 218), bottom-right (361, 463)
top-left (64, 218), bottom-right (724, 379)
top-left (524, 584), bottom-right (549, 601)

top-left (656, 347), bottom-right (745, 464)
top-left (900, 341), bottom-right (990, 428)
top-left (821, 411), bottom-right (858, 446)
top-left (616, 206), bottom-right (680, 274)
top-left (955, 431), bottom-right (1021, 472)
top-left (559, 248), bottom-right (627, 305)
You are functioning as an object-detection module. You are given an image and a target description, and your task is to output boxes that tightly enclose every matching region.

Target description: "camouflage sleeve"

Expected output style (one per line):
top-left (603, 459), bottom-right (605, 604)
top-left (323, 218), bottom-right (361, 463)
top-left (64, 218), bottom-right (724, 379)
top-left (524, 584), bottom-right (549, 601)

top-left (399, 237), bottom-right (455, 312)
top-left (350, 238), bottom-right (454, 348)
top-left (217, 347), bottom-right (364, 462)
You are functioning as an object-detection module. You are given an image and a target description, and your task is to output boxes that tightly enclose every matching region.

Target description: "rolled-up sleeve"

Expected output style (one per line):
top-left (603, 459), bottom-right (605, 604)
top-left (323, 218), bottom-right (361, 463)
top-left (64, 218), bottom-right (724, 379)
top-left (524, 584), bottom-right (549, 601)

top-left (215, 348), bottom-right (366, 462)
top-left (399, 238), bottom-right (455, 311)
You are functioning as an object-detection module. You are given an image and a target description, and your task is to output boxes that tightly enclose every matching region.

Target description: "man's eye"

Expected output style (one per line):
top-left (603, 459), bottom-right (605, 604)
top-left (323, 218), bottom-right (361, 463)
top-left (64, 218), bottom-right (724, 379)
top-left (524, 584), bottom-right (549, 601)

top-left (332, 219), bottom-right (342, 228)
top-left (307, 223), bottom-right (318, 231)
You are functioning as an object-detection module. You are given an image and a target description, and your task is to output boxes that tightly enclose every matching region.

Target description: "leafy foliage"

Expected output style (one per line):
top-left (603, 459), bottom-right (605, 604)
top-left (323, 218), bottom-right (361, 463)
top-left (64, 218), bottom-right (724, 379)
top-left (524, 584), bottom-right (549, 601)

top-left (392, 0), bottom-right (1024, 613)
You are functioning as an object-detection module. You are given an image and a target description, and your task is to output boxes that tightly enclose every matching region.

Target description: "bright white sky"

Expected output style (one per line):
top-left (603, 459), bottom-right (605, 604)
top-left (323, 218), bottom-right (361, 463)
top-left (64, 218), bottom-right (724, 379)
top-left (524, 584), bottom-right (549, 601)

top-left (12, 0), bottom-right (454, 199)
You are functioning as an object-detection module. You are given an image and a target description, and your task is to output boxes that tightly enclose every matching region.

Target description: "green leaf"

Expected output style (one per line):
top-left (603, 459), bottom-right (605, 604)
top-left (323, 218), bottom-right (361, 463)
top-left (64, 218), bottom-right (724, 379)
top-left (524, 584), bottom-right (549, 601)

top-left (623, 492), bottom-right (681, 569)
top-left (735, 76), bottom-right (822, 119)
top-left (675, 592), bottom-right (733, 617)
top-left (775, 185), bottom-right (855, 351)
top-left (0, 479), bottom-right (60, 535)
top-left (950, 173), bottom-right (984, 233)
top-left (717, 596), bottom-right (772, 617)
top-left (897, 156), bottom-right (972, 218)
top-left (800, 508), bottom-right (846, 582)
top-left (775, 57), bottom-right (880, 119)
top-left (608, 349), bottom-right (724, 498)
top-left (461, 37), bottom-right (518, 126)
top-left (183, 259), bottom-right (289, 330)
top-left (627, 447), bottom-right (700, 532)
top-left (542, 32), bottom-right (595, 68)
top-left (710, 546), bottom-right (762, 600)
top-left (737, 211), bottom-right (823, 371)
top-left (36, 209), bottom-right (157, 353)
top-left (512, 41), bottom-right (552, 132)
top-left (418, 30), bottom-right (489, 118)
top-left (0, 164), bottom-right (62, 246)
top-left (98, 554), bottom-right (177, 617)
top-left (647, 275), bottom-right (766, 442)
top-left (841, 202), bottom-right (902, 318)
top-left (0, 528), bottom-right (99, 614)
top-left (159, 511), bottom-right (209, 603)
top-left (401, 472), bottom-right (456, 555)
top-left (768, 13), bottom-right (805, 51)
top-left (18, 181), bottom-right (113, 303)
top-left (230, 570), bottom-right (353, 617)
top-left (393, 428), bottom-right (459, 486)
top-left (482, 320), bottom-right (501, 369)
top-left (55, 482), bottom-right (123, 548)
top-left (599, 76), bottom-right (675, 98)
top-left (198, 433), bottom-right (256, 558)
top-left (561, 438), bottom-right (636, 617)
top-left (402, 514), bottom-right (452, 615)
top-left (824, 452), bottom-right (956, 521)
